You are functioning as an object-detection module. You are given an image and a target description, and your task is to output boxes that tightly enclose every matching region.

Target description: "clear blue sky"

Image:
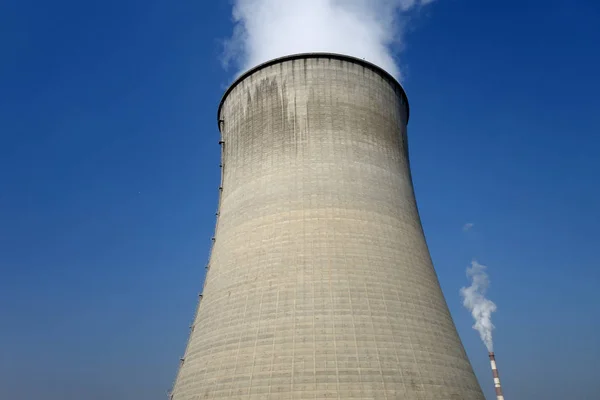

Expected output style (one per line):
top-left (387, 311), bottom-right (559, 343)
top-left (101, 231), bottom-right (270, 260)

top-left (1, 1), bottom-right (598, 399)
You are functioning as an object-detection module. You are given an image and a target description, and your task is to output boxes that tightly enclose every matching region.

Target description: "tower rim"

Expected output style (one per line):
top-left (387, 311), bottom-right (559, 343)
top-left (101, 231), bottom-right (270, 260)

top-left (217, 52), bottom-right (410, 130)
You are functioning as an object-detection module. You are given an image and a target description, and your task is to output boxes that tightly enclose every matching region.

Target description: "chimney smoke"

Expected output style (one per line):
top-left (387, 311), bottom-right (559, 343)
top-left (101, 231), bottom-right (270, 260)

top-left (460, 260), bottom-right (497, 351)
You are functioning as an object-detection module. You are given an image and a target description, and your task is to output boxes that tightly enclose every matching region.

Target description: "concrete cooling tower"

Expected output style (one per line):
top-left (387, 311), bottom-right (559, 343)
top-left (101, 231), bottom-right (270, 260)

top-left (170, 53), bottom-right (485, 399)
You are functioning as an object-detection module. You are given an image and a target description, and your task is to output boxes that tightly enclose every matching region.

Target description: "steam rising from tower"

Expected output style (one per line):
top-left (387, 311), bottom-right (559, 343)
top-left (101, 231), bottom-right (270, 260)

top-left (223, 0), bottom-right (437, 78)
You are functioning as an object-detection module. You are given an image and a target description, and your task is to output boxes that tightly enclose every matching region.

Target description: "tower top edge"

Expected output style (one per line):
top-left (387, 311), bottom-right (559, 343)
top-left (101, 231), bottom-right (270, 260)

top-left (217, 52), bottom-right (410, 129)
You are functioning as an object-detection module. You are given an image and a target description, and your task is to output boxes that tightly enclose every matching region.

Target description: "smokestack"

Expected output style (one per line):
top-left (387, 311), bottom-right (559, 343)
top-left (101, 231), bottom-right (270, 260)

top-left (489, 352), bottom-right (505, 400)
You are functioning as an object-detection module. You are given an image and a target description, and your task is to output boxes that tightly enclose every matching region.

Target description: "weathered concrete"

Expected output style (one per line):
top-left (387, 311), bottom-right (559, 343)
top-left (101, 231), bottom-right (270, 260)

top-left (171, 54), bottom-right (485, 400)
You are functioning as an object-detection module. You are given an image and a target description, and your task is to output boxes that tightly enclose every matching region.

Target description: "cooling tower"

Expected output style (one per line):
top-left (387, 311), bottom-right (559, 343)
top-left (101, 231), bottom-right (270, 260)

top-left (170, 53), bottom-right (484, 400)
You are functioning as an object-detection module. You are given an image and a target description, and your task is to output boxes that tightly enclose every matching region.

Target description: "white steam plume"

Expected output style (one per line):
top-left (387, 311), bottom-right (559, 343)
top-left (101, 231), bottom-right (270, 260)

top-left (460, 260), bottom-right (497, 352)
top-left (223, 0), bottom-right (437, 79)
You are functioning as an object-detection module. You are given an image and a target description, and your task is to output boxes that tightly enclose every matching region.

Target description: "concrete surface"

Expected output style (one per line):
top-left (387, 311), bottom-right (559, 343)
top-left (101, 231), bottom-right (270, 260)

top-left (171, 54), bottom-right (485, 400)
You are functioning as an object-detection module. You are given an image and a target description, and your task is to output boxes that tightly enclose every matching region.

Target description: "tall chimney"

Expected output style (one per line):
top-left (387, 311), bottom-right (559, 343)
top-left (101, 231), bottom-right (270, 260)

top-left (489, 352), bottom-right (505, 400)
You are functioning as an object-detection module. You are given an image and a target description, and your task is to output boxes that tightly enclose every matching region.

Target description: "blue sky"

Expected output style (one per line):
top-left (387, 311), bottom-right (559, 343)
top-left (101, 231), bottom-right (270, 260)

top-left (1, 1), bottom-right (599, 399)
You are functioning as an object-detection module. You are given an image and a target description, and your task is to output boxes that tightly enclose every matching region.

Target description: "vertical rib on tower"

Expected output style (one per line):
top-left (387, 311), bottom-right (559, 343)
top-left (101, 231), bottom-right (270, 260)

top-left (171, 53), bottom-right (485, 399)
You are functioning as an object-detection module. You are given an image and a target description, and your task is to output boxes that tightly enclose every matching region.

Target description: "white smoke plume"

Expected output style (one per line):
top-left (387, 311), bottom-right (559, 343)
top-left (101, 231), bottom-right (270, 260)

top-left (462, 222), bottom-right (475, 232)
top-left (460, 260), bottom-right (497, 352)
top-left (223, 0), bottom-right (437, 79)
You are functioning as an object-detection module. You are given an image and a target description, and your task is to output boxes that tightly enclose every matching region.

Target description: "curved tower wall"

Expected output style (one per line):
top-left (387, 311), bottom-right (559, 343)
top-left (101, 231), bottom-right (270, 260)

top-left (171, 53), bottom-right (484, 400)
